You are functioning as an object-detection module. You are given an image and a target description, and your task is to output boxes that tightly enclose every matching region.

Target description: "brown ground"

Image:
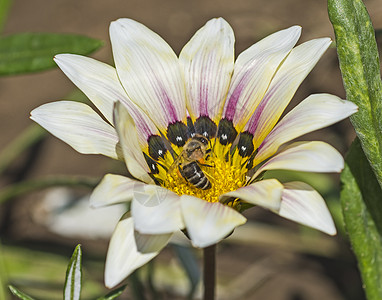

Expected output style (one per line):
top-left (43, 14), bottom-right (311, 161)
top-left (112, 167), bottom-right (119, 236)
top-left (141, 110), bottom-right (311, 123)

top-left (1, 0), bottom-right (382, 299)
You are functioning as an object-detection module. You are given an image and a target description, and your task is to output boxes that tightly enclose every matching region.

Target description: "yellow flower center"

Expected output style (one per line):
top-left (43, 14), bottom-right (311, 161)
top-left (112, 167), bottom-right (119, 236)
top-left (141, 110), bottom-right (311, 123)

top-left (159, 142), bottom-right (248, 203)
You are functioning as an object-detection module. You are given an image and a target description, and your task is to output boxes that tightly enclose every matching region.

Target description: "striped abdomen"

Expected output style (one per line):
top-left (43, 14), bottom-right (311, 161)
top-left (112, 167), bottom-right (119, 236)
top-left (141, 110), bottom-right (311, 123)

top-left (180, 161), bottom-right (211, 190)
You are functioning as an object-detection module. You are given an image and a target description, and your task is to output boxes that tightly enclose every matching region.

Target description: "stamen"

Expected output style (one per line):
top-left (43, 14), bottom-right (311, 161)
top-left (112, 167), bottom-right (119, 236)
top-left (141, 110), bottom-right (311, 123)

top-left (161, 149), bottom-right (247, 203)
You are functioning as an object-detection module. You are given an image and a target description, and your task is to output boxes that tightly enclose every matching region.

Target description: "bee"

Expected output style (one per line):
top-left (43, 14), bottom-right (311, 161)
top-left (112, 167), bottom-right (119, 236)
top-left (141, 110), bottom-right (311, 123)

top-left (169, 134), bottom-right (212, 190)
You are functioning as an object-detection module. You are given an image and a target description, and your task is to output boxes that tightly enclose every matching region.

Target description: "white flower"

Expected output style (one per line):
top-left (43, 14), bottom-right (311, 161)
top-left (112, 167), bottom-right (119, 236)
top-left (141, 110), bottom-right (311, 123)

top-left (30, 18), bottom-right (357, 288)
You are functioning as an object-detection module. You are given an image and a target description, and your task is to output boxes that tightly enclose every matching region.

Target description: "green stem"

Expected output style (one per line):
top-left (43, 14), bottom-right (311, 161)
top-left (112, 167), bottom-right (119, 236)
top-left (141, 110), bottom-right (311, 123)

top-left (203, 244), bottom-right (216, 300)
top-left (0, 176), bottom-right (100, 204)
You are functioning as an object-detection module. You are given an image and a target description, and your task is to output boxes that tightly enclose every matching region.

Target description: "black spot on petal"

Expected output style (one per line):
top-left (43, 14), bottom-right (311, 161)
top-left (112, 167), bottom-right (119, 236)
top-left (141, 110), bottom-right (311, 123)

top-left (246, 155), bottom-right (255, 170)
top-left (217, 118), bottom-right (237, 145)
top-left (144, 153), bottom-right (160, 174)
top-left (237, 131), bottom-right (254, 157)
top-left (194, 116), bottom-right (217, 139)
top-left (148, 135), bottom-right (167, 160)
top-left (167, 121), bottom-right (189, 147)
top-left (187, 117), bottom-right (196, 137)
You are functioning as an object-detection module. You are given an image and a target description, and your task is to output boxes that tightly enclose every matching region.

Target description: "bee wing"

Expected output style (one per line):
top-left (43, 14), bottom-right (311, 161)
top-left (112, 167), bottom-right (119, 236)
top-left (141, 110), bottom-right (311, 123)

top-left (168, 153), bottom-right (183, 173)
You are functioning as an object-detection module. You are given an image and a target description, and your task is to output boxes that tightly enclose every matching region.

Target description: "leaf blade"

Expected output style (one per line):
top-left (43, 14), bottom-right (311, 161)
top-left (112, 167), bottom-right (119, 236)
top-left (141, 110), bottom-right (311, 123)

top-left (8, 285), bottom-right (36, 300)
top-left (0, 33), bottom-right (103, 75)
top-left (328, 0), bottom-right (382, 189)
top-left (340, 138), bottom-right (382, 300)
top-left (64, 245), bottom-right (82, 300)
top-left (0, 0), bottom-right (11, 32)
top-left (97, 285), bottom-right (127, 300)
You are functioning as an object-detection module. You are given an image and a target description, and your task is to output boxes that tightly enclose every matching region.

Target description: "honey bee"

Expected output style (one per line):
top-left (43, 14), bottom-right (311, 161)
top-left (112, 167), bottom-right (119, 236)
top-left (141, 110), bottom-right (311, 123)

top-left (169, 134), bottom-right (212, 190)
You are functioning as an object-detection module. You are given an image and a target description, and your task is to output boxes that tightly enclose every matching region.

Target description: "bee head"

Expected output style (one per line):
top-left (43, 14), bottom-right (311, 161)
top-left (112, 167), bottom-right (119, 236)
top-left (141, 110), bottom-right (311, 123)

top-left (193, 134), bottom-right (209, 146)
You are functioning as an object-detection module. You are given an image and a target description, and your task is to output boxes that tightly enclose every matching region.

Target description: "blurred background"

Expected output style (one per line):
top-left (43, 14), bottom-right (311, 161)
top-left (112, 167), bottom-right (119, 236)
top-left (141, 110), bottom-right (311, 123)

top-left (0, 0), bottom-right (381, 299)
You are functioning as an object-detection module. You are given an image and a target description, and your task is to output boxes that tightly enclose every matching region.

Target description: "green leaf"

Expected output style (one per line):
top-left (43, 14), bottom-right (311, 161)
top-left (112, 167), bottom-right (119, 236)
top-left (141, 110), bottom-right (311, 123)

top-left (0, 33), bottom-right (103, 75)
top-left (64, 245), bottom-right (82, 300)
top-left (340, 138), bottom-right (382, 300)
top-left (8, 285), bottom-right (36, 300)
top-left (97, 285), bottom-right (126, 300)
top-left (0, 0), bottom-right (12, 32)
top-left (328, 0), bottom-right (382, 189)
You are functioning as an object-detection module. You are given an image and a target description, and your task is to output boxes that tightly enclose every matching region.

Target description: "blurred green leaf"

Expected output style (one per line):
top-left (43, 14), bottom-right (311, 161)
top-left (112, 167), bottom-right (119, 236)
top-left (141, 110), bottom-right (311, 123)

top-left (0, 0), bottom-right (11, 32)
top-left (128, 270), bottom-right (146, 300)
top-left (3, 245), bottom-right (104, 300)
top-left (173, 244), bottom-right (200, 300)
top-left (263, 170), bottom-right (335, 195)
top-left (340, 138), bottom-right (382, 300)
top-left (0, 241), bottom-right (9, 300)
top-left (328, 0), bottom-right (382, 189)
top-left (8, 285), bottom-right (36, 300)
top-left (0, 33), bottom-right (103, 75)
top-left (0, 124), bottom-right (46, 175)
top-left (0, 175), bottom-right (99, 204)
top-left (64, 245), bottom-right (82, 300)
top-left (97, 285), bottom-right (126, 300)
top-left (146, 261), bottom-right (161, 300)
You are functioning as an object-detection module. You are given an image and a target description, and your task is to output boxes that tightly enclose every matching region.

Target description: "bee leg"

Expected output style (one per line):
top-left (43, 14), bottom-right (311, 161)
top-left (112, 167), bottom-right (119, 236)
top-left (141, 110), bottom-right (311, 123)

top-left (200, 163), bottom-right (214, 168)
top-left (203, 170), bottom-right (215, 182)
top-left (204, 148), bottom-right (213, 161)
top-left (178, 166), bottom-right (186, 179)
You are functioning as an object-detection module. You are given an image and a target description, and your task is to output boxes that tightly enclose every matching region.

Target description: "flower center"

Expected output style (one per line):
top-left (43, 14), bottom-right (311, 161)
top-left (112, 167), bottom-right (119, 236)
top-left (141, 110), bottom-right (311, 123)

top-left (162, 142), bottom-right (247, 203)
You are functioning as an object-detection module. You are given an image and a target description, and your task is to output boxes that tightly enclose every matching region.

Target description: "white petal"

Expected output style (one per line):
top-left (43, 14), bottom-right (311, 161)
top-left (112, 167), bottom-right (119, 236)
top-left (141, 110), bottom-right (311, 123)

top-left (253, 141), bottom-right (344, 179)
top-left (30, 101), bottom-right (121, 159)
top-left (220, 179), bottom-right (283, 210)
top-left (105, 215), bottom-right (159, 288)
top-left (54, 54), bottom-right (129, 124)
top-left (110, 18), bottom-right (186, 129)
top-left (277, 182), bottom-right (336, 235)
top-left (222, 26), bottom-right (301, 130)
top-left (54, 54), bottom-right (160, 148)
top-left (245, 38), bottom-right (332, 146)
top-left (132, 187), bottom-right (184, 234)
top-left (114, 102), bottom-right (154, 184)
top-left (134, 231), bottom-right (172, 253)
top-left (180, 196), bottom-right (247, 248)
top-left (256, 94), bottom-right (358, 163)
top-left (179, 18), bottom-right (234, 122)
top-left (90, 174), bottom-right (147, 208)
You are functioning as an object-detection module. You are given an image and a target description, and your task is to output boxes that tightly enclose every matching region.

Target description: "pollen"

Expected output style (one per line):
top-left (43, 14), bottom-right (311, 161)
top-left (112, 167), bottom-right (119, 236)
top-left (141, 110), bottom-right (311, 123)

top-left (163, 149), bottom-right (247, 203)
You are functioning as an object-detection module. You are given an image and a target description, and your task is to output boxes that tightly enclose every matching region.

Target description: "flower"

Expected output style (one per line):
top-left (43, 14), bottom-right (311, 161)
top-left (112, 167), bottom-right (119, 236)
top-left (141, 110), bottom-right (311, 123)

top-left (30, 18), bottom-right (357, 288)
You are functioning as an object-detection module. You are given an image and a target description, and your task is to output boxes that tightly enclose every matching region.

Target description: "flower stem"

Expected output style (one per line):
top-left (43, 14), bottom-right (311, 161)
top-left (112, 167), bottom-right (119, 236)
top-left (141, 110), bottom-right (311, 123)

top-left (203, 244), bottom-right (216, 300)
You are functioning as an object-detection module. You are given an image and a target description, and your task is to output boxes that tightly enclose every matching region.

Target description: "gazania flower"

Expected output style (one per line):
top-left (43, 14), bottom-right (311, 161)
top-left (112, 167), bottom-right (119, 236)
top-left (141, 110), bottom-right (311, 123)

top-left (31, 18), bottom-right (357, 288)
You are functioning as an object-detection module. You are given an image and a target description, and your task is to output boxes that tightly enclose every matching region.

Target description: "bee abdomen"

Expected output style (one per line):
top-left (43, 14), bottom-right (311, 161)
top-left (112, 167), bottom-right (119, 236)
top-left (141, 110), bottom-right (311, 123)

top-left (181, 162), bottom-right (211, 190)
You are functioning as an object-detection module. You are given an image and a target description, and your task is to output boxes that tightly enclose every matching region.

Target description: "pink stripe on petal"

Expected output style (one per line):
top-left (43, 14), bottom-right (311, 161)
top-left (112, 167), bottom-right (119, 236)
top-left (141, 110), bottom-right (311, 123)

top-left (245, 79), bottom-right (285, 135)
top-left (110, 19), bottom-right (186, 130)
top-left (222, 26), bottom-right (301, 130)
top-left (247, 39), bottom-right (332, 146)
top-left (159, 85), bottom-right (178, 123)
top-left (119, 100), bottom-right (160, 149)
top-left (179, 18), bottom-right (234, 122)
top-left (223, 73), bottom-right (250, 121)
